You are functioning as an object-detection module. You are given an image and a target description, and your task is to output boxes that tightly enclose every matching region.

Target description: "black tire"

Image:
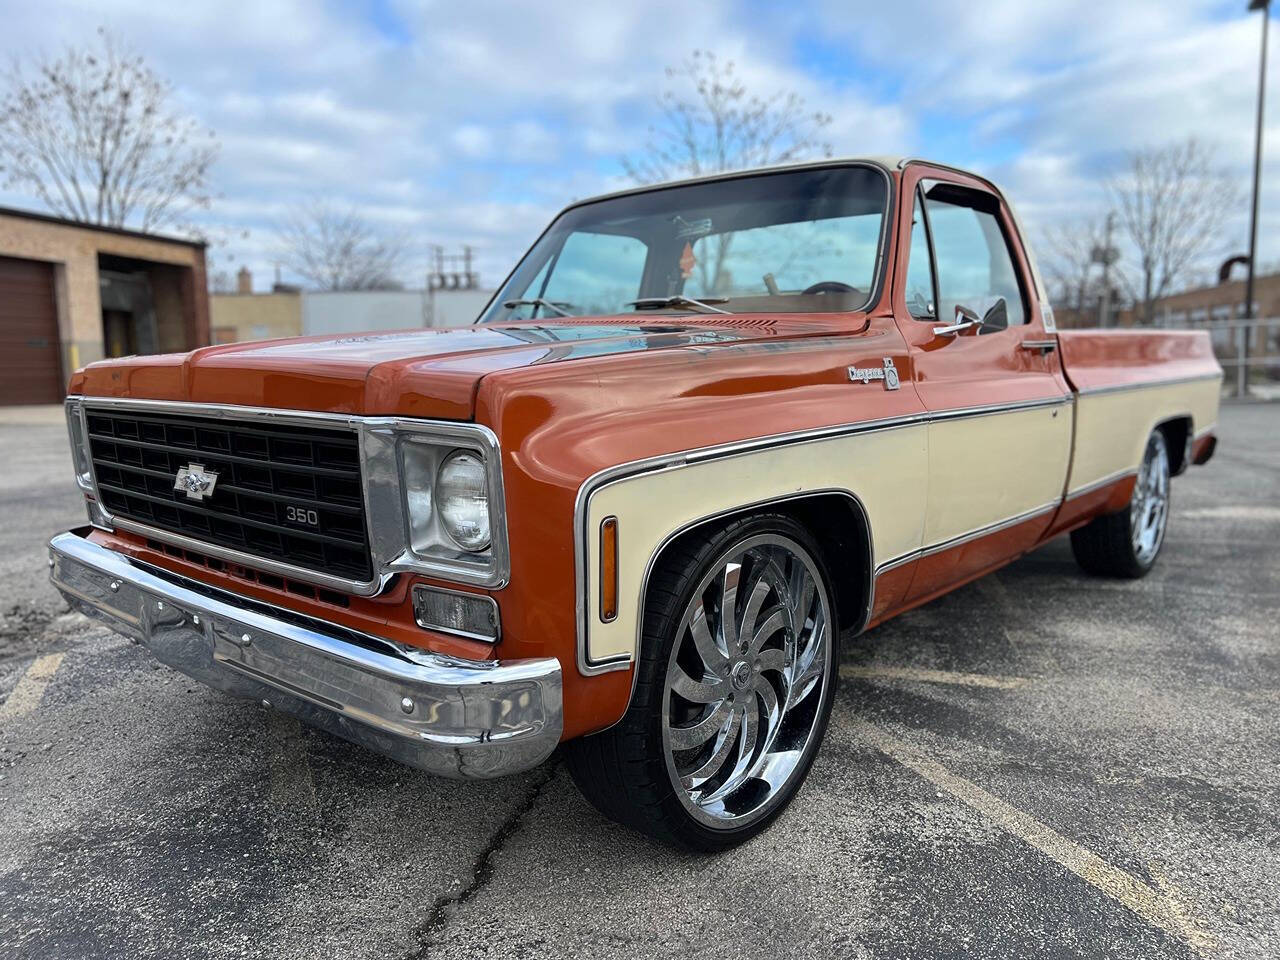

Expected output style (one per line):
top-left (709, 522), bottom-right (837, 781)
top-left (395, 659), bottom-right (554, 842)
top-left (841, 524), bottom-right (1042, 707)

top-left (1070, 430), bottom-right (1171, 579)
top-left (565, 513), bottom-right (839, 851)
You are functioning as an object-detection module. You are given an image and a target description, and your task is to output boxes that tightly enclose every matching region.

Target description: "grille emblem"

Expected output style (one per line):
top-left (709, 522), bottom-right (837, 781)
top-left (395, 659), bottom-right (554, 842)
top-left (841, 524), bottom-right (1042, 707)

top-left (174, 463), bottom-right (219, 501)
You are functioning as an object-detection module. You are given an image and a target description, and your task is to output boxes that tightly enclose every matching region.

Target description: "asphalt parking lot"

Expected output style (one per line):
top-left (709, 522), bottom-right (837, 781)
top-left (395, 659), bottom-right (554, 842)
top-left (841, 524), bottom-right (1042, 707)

top-left (1, 401), bottom-right (1277, 960)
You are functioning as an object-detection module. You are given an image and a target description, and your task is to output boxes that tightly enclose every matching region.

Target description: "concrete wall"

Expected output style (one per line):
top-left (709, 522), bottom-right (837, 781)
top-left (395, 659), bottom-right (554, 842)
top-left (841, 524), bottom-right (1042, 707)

top-left (0, 209), bottom-right (208, 379)
top-left (302, 290), bottom-right (429, 336)
top-left (300, 288), bottom-right (495, 336)
top-left (206, 286), bottom-right (497, 344)
top-left (426, 288), bottom-right (494, 328)
top-left (210, 291), bottom-right (302, 343)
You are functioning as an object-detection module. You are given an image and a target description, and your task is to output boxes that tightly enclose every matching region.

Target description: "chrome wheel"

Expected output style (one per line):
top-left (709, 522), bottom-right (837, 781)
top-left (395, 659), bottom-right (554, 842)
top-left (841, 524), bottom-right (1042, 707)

top-left (1130, 431), bottom-right (1170, 565)
top-left (661, 533), bottom-right (833, 830)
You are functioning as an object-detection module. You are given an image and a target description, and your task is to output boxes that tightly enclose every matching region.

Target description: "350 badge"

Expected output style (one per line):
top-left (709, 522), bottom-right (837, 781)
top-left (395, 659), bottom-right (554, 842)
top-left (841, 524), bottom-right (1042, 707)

top-left (285, 505), bottom-right (320, 526)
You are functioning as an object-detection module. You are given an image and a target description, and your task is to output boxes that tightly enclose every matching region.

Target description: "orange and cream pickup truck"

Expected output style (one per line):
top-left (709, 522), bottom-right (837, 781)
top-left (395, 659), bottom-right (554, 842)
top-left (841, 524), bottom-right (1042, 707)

top-left (50, 157), bottom-right (1221, 850)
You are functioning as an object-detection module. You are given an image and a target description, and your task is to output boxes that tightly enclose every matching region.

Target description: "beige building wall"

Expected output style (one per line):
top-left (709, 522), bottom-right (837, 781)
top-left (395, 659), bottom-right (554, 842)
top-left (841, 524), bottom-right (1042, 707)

top-left (210, 292), bottom-right (303, 343)
top-left (0, 209), bottom-right (208, 379)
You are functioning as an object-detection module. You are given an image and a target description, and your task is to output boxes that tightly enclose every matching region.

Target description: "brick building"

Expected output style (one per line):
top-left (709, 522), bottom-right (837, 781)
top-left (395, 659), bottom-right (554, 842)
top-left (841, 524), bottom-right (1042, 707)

top-left (1056, 271), bottom-right (1280, 330)
top-left (0, 207), bottom-right (209, 405)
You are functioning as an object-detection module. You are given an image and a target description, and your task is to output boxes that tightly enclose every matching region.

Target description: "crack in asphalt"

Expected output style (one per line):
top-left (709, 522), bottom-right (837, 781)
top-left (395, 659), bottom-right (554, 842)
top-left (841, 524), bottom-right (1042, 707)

top-left (401, 758), bottom-right (561, 959)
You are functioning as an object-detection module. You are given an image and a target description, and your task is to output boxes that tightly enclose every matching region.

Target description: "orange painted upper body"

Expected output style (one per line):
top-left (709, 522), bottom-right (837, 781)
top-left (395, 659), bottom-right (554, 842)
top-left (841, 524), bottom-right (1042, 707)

top-left (69, 158), bottom-right (1223, 738)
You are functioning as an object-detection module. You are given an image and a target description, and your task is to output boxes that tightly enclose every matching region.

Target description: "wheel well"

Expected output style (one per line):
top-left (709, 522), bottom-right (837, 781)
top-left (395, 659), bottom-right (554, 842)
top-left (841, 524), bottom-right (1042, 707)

top-left (648, 492), bottom-right (872, 637)
top-left (1156, 416), bottom-right (1192, 476)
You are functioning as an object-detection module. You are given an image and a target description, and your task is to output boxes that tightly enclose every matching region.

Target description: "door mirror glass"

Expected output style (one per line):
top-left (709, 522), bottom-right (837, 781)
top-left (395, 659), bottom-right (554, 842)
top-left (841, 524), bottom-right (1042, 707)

top-left (954, 295), bottom-right (1008, 331)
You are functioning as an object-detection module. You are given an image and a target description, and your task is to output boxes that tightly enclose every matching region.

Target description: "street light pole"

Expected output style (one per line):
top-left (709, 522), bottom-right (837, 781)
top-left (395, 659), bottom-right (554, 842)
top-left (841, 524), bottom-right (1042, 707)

top-left (1244, 0), bottom-right (1271, 398)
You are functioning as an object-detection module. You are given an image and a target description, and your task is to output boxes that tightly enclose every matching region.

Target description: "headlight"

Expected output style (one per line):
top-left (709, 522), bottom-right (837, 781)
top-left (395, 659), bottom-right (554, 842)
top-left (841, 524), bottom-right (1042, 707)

top-left (394, 432), bottom-right (503, 577)
top-left (437, 451), bottom-right (491, 551)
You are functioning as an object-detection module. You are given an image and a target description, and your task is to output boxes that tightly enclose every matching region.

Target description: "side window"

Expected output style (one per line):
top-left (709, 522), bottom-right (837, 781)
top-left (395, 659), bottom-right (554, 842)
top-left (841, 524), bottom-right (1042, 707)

top-left (538, 232), bottom-right (648, 317)
top-left (905, 189), bottom-right (936, 319)
top-left (922, 185), bottom-right (1027, 330)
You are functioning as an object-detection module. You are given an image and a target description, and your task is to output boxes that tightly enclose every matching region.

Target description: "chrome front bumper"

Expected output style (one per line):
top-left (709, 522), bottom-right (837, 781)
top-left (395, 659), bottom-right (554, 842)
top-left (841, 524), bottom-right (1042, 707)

top-left (48, 530), bottom-right (562, 779)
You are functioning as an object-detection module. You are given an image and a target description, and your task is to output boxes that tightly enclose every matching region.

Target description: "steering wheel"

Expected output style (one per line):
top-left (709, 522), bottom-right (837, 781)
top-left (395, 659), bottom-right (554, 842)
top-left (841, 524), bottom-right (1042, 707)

top-left (801, 281), bottom-right (859, 296)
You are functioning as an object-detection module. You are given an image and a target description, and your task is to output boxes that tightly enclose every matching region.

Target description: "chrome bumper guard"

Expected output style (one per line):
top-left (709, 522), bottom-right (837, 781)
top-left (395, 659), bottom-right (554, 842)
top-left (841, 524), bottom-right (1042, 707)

top-left (48, 530), bottom-right (562, 779)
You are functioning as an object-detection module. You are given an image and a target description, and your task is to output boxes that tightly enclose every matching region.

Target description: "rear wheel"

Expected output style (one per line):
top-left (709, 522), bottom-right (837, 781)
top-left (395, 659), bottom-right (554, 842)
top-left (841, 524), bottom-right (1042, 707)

top-left (565, 514), bottom-right (838, 850)
top-left (1070, 429), bottom-right (1171, 578)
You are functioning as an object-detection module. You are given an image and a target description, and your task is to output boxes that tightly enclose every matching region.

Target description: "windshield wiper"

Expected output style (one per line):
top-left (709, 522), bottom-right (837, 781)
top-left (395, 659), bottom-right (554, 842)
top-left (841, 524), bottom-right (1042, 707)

top-left (628, 295), bottom-right (731, 315)
top-left (502, 298), bottom-right (576, 318)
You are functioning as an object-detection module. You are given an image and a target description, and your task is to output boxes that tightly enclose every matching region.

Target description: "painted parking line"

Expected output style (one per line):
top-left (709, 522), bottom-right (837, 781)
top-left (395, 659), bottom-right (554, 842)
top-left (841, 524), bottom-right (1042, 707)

top-left (0, 652), bottom-right (66, 721)
top-left (841, 664), bottom-right (1029, 690)
top-left (1180, 505), bottom-right (1280, 522)
top-left (854, 721), bottom-right (1215, 955)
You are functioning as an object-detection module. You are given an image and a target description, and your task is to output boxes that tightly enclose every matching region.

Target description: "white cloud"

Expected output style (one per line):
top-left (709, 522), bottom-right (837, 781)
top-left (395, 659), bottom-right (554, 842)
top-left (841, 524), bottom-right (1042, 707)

top-left (451, 124), bottom-right (494, 159)
top-left (0, 0), bottom-right (1273, 295)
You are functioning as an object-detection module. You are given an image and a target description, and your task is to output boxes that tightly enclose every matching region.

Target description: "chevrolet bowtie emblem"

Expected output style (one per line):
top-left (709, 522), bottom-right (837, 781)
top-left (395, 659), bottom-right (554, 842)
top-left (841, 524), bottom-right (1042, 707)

top-left (174, 463), bottom-right (219, 501)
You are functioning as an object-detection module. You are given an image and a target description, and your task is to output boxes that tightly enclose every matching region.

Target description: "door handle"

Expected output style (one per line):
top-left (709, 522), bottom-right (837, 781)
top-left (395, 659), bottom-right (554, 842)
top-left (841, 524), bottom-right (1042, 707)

top-left (1020, 339), bottom-right (1057, 354)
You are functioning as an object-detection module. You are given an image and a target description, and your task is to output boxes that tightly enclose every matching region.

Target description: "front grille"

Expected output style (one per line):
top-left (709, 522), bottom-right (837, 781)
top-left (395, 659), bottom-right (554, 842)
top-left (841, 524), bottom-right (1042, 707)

top-left (86, 408), bottom-right (373, 583)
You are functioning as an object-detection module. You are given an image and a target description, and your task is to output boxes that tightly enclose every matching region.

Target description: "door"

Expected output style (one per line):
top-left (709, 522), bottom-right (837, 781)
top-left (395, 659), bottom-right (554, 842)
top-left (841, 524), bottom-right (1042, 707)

top-left (0, 256), bottom-right (63, 405)
top-left (892, 166), bottom-right (1072, 602)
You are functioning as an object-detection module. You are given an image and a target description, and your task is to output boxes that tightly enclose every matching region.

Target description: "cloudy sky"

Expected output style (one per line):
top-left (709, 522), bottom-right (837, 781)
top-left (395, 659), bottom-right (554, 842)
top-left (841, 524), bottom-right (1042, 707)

top-left (1, 0), bottom-right (1276, 296)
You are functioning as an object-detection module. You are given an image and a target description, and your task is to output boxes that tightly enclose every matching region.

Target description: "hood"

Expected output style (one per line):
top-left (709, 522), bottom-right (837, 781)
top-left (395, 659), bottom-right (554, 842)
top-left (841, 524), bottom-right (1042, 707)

top-left (71, 316), bottom-right (832, 420)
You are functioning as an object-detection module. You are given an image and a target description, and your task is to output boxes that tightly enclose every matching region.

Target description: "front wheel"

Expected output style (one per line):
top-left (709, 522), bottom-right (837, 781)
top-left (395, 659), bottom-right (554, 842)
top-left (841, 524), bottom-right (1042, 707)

top-left (1070, 429), bottom-right (1171, 578)
top-left (565, 514), bottom-right (838, 851)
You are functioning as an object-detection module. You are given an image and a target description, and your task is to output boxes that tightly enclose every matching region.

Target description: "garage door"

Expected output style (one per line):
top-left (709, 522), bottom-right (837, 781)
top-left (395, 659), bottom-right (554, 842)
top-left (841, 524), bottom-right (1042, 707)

top-left (0, 256), bottom-right (63, 405)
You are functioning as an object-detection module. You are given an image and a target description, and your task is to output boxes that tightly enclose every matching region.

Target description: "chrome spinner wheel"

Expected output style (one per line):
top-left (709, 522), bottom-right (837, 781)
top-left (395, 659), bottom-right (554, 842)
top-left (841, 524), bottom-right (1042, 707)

top-left (1130, 431), bottom-right (1170, 566)
top-left (661, 533), bottom-right (833, 830)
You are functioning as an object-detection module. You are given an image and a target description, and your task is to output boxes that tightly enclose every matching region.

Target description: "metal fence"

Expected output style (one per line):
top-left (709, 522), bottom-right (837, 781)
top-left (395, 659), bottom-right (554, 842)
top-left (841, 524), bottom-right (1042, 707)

top-left (1156, 316), bottom-right (1280, 397)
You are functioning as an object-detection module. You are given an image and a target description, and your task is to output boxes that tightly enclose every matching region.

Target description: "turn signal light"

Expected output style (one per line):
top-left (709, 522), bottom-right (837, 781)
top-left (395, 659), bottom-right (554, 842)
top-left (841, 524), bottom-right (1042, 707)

top-left (600, 516), bottom-right (619, 623)
top-left (412, 585), bottom-right (500, 642)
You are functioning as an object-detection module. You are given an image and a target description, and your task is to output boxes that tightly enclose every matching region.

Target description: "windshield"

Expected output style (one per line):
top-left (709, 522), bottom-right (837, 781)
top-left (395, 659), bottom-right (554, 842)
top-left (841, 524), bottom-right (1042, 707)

top-left (479, 165), bottom-right (889, 322)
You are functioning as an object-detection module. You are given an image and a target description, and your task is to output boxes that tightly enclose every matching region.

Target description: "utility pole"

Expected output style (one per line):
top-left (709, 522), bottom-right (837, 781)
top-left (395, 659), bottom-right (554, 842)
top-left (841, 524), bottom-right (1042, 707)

top-left (1098, 212), bottom-right (1116, 328)
top-left (1244, 0), bottom-right (1271, 397)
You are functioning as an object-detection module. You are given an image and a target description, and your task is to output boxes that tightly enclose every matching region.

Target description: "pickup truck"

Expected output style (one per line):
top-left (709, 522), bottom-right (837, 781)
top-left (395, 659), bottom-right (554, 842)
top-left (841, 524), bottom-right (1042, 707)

top-left (49, 156), bottom-right (1221, 851)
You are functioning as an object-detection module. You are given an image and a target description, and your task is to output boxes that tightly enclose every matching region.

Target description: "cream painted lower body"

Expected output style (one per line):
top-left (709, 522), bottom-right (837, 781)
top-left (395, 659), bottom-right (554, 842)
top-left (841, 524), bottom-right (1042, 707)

top-left (579, 421), bottom-right (929, 671)
top-left (576, 377), bottom-right (1219, 676)
top-left (1068, 377), bottom-right (1221, 496)
top-left (923, 402), bottom-right (1072, 547)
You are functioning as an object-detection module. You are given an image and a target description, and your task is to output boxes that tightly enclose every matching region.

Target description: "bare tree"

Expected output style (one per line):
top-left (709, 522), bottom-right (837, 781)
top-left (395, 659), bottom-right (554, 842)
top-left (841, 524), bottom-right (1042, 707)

top-left (622, 50), bottom-right (833, 185)
top-left (1108, 138), bottom-right (1240, 324)
top-left (0, 29), bottom-right (218, 234)
top-left (1040, 218), bottom-right (1107, 316)
top-left (209, 270), bottom-right (233, 294)
top-left (622, 52), bottom-right (832, 295)
top-left (277, 202), bottom-right (405, 291)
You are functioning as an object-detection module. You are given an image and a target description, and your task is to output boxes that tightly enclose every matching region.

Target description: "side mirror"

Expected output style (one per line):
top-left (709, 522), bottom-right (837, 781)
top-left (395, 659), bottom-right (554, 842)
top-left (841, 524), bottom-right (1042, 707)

top-left (933, 296), bottom-right (1007, 337)
top-left (973, 295), bottom-right (1008, 329)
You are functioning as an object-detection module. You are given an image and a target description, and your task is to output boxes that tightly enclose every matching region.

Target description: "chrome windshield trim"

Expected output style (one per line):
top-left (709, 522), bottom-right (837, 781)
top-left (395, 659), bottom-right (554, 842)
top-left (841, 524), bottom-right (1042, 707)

top-left (70, 397), bottom-right (509, 596)
top-left (477, 159), bottom-right (896, 323)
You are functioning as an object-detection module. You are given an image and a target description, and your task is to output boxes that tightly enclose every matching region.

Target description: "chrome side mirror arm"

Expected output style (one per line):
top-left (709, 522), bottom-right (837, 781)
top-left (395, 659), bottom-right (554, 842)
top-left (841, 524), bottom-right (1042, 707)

top-left (933, 305), bottom-right (984, 337)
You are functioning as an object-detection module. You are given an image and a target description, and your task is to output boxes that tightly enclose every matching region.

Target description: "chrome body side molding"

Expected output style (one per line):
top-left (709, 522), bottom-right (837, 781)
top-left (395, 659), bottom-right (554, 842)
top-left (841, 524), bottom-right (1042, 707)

top-left (871, 500), bottom-right (1061, 578)
top-left (1073, 372), bottom-right (1223, 397)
